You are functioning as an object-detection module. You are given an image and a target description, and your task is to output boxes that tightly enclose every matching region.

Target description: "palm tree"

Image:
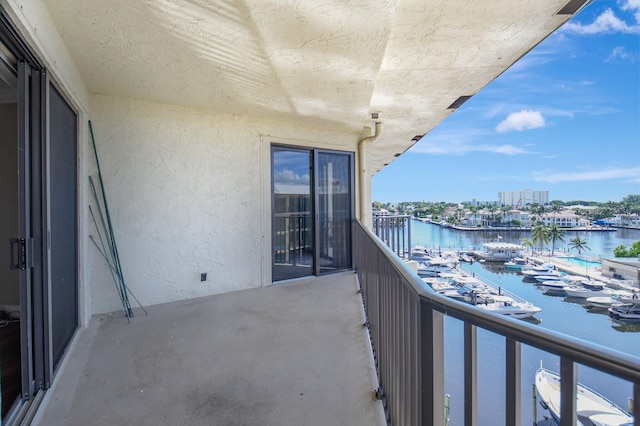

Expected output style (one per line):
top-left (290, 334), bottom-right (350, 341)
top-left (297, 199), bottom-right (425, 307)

top-left (520, 237), bottom-right (534, 255)
top-left (568, 236), bottom-right (591, 255)
top-left (501, 205), bottom-right (512, 227)
top-left (469, 205), bottom-right (480, 226)
top-left (548, 223), bottom-right (565, 255)
top-left (529, 203), bottom-right (547, 225)
top-left (549, 203), bottom-right (563, 225)
top-left (531, 224), bottom-right (550, 254)
top-left (488, 204), bottom-right (499, 226)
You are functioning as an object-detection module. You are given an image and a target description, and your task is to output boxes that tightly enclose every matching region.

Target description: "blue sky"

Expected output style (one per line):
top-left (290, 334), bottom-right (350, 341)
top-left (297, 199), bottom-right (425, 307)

top-left (373, 0), bottom-right (640, 204)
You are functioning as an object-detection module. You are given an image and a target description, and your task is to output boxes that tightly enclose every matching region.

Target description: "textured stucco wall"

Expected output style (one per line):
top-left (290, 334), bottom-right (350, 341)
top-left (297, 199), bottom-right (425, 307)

top-left (88, 94), bottom-right (358, 314)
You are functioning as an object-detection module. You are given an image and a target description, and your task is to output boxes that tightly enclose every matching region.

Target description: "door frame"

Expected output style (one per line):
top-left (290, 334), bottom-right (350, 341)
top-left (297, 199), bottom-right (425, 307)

top-left (271, 144), bottom-right (355, 281)
top-left (0, 7), bottom-right (80, 422)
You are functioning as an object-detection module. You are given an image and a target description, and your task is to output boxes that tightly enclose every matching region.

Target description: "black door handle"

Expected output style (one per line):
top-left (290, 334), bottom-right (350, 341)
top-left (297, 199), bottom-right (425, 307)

top-left (9, 238), bottom-right (26, 270)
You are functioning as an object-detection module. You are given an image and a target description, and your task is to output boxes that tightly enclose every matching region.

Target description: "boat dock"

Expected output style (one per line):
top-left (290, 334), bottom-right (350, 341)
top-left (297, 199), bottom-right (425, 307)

top-left (528, 255), bottom-right (639, 292)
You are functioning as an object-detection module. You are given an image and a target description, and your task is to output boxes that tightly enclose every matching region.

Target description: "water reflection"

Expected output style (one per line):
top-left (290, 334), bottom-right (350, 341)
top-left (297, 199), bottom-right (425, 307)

top-left (611, 318), bottom-right (640, 333)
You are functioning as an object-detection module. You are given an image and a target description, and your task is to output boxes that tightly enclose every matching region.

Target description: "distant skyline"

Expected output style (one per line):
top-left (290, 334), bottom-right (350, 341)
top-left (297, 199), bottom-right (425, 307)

top-left (373, 0), bottom-right (640, 204)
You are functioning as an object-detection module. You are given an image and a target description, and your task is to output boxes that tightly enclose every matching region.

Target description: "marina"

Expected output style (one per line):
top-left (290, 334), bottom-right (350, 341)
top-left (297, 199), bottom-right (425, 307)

top-left (408, 219), bottom-right (640, 425)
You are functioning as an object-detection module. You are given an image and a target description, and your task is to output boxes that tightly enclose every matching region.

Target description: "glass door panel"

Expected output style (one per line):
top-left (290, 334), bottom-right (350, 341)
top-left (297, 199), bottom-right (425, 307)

top-left (49, 83), bottom-right (78, 368)
top-left (316, 151), bottom-right (353, 274)
top-left (0, 59), bottom-right (21, 420)
top-left (272, 148), bottom-right (313, 281)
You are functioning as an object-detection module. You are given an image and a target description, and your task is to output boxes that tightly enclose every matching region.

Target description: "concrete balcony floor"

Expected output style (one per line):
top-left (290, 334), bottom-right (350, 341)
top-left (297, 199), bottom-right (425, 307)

top-left (37, 272), bottom-right (384, 425)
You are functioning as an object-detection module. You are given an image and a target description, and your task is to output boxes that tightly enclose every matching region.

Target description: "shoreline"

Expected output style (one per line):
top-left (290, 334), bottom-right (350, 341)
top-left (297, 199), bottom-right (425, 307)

top-left (414, 218), bottom-right (618, 232)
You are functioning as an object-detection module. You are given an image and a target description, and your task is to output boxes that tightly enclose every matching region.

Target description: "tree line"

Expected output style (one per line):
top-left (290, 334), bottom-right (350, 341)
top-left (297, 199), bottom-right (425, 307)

top-left (373, 194), bottom-right (640, 225)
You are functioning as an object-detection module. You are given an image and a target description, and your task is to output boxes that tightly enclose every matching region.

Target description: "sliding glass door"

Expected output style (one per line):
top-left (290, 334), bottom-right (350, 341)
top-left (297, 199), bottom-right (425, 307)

top-left (0, 13), bottom-right (78, 421)
top-left (271, 146), bottom-right (353, 281)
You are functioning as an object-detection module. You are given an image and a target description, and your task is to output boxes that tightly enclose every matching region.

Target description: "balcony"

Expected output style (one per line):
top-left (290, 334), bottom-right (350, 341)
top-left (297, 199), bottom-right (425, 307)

top-left (35, 220), bottom-right (640, 425)
top-left (36, 273), bottom-right (385, 425)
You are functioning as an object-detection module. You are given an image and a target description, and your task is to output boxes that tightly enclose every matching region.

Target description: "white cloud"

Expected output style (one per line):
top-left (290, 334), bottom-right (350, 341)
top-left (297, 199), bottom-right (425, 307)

top-left (533, 167), bottom-right (640, 183)
top-left (606, 46), bottom-right (634, 62)
top-left (495, 110), bottom-right (546, 133)
top-left (562, 6), bottom-right (639, 34)
top-left (274, 169), bottom-right (309, 184)
top-left (410, 126), bottom-right (534, 156)
top-left (413, 141), bottom-right (531, 156)
top-left (621, 0), bottom-right (640, 24)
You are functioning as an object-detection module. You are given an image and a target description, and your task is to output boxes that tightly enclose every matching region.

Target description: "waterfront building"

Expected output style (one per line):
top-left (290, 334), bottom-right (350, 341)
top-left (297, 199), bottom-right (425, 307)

top-left (539, 209), bottom-right (588, 228)
top-left (601, 258), bottom-right (640, 282)
top-left (0, 2), bottom-right (623, 426)
top-left (613, 213), bottom-right (640, 228)
top-left (499, 188), bottom-right (549, 207)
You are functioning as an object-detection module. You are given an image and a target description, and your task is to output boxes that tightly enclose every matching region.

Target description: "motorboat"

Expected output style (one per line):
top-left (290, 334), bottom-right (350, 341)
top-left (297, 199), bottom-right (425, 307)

top-left (586, 292), bottom-right (636, 309)
top-left (535, 366), bottom-right (634, 426)
top-left (416, 257), bottom-right (455, 277)
top-left (564, 282), bottom-right (612, 299)
top-left (535, 274), bottom-right (563, 283)
top-left (586, 296), bottom-right (618, 309)
top-left (439, 286), bottom-right (494, 304)
top-left (609, 302), bottom-right (640, 320)
top-left (459, 254), bottom-right (474, 263)
top-left (504, 257), bottom-right (528, 270)
top-left (410, 245), bottom-right (431, 260)
top-left (430, 271), bottom-right (540, 319)
top-left (521, 263), bottom-right (556, 277)
top-left (541, 281), bottom-right (567, 296)
top-left (476, 295), bottom-right (541, 319)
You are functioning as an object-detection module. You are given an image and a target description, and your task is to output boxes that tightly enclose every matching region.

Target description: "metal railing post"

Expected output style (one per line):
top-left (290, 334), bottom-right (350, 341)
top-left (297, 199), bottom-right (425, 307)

top-left (559, 358), bottom-right (577, 426)
top-left (421, 300), bottom-right (445, 426)
top-left (506, 337), bottom-right (522, 426)
top-left (464, 322), bottom-right (478, 426)
top-left (407, 216), bottom-right (412, 260)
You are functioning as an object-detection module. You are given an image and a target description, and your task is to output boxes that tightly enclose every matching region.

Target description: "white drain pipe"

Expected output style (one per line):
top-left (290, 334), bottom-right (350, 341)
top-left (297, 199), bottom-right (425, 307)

top-left (358, 121), bottom-right (381, 227)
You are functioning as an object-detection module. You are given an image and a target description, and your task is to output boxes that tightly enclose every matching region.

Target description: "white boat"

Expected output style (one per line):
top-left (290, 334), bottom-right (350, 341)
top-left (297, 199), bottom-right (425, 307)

top-left (416, 258), bottom-right (455, 277)
top-left (411, 245), bottom-right (431, 260)
top-left (535, 274), bottom-right (563, 282)
top-left (564, 282), bottom-right (611, 299)
top-left (585, 292), bottom-right (636, 308)
top-left (431, 271), bottom-right (541, 319)
top-left (459, 254), bottom-right (474, 263)
top-left (504, 257), bottom-right (528, 270)
top-left (541, 281), bottom-right (567, 296)
top-left (522, 264), bottom-right (557, 277)
top-left (476, 295), bottom-right (541, 319)
top-left (609, 303), bottom-right (640, 320)
top-left (535, 367), bottom-right (634, 426)
top-left (586, 296), bottom-right (617, 309)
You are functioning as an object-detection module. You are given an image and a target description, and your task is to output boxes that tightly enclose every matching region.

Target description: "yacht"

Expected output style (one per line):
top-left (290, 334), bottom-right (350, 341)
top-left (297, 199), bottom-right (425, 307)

top-left (504, 257), bottom-right (528, 270)
top-left (609, 302), bottom-right (640, 320)
top-left (521, 264), bottom-right (557, 277)
top-left (476, 295), bottom-right (541, 319)
top-left (535, 366), bottom-right (634, 426)
top-left (564, 281), bottom-right (612, 299)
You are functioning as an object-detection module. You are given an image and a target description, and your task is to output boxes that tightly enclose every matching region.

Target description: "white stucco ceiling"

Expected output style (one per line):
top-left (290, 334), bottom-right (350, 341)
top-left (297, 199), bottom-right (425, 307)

top-left (41, 0), bottom-right (586, 173)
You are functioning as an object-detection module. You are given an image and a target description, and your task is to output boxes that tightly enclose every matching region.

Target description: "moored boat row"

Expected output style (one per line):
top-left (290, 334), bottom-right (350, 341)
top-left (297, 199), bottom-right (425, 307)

top-left (423, 269), bottom-right (541, 319)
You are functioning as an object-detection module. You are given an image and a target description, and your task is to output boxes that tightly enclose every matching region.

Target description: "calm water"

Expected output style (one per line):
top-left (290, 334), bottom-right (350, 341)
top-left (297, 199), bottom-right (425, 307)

top-left (409, 220), bottom-right (640, 425)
